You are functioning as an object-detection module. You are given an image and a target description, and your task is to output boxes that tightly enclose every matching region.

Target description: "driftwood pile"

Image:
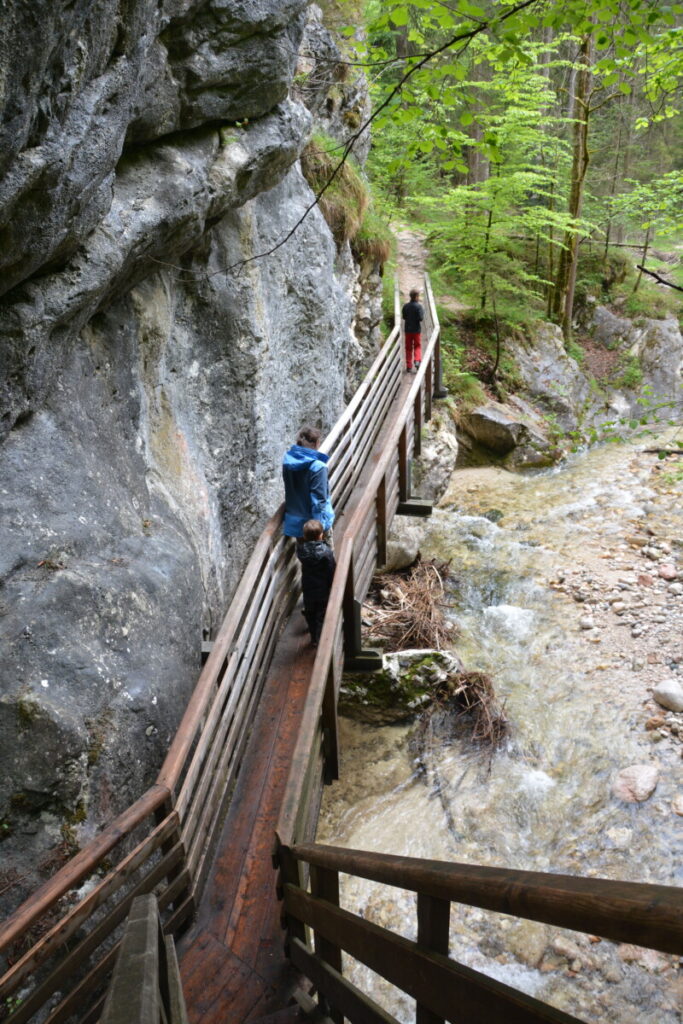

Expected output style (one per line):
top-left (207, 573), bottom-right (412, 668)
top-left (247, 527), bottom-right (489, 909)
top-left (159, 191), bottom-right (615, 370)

top-left (364, 558), bottom-right (454, 650)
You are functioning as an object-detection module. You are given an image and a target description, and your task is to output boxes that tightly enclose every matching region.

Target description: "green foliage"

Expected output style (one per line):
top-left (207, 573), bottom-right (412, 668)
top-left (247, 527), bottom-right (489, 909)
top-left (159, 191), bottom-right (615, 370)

top-left (351, 208), bottom-right (394, 264)
top-left (615, 355), bottom-right (644, 389)
top-left (343, 0), bottom-right (683, 336)
top-left (439, 322), bottom-right (487, 409)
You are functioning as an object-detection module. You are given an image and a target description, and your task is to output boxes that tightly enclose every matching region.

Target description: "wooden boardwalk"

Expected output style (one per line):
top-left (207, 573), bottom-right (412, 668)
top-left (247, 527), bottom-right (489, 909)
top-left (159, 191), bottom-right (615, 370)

top-left (178, 613), bottom-right (314, 1022)
top-left (177, 333), bottom-right (431, 1022)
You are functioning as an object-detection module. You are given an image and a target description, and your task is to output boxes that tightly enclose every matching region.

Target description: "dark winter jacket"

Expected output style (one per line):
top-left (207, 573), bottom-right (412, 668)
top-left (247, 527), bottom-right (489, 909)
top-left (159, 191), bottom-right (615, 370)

top-left (282, 444), bottom-right (335, 538)
top-left (402, 300), bottom-right (424, 334)
top-left (297, 540), bottom-right (336, 606)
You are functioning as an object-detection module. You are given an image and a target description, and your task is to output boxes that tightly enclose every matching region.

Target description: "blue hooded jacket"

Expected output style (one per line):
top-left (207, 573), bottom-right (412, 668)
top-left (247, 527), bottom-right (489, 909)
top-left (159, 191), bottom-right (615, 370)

top-left (282, 444), bottom-right (335, 538)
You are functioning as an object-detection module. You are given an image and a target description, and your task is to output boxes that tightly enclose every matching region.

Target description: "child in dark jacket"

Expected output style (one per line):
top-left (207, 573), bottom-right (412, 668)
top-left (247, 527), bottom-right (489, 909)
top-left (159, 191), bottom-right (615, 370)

top-left (296, 519), bottom-right (336, 646)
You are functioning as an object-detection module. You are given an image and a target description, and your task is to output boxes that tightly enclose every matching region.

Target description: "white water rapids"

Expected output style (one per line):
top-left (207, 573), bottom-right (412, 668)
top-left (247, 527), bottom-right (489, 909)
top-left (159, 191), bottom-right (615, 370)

top-left (318, 440), bottom-right (683, 1023)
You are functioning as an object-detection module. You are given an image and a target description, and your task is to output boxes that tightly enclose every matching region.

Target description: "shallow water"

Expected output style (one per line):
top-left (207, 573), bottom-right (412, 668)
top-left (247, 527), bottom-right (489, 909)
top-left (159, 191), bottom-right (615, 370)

top-left (318, 441), bottom-right (683, 1023)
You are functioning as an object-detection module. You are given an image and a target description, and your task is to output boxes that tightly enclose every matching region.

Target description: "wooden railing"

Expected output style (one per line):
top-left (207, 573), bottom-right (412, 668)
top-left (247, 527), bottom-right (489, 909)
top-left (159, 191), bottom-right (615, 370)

top-left (278, 843), bottom-right (683, 1024)
top-left (100, 895), bottom-right (188, 1024)
top-left (0, 276), bottom-right (442, 1024)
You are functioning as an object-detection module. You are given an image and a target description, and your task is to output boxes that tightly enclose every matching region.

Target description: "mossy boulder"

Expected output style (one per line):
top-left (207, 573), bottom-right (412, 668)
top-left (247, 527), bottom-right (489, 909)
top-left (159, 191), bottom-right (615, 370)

top-left (339, 649), bottom-right (464, 724)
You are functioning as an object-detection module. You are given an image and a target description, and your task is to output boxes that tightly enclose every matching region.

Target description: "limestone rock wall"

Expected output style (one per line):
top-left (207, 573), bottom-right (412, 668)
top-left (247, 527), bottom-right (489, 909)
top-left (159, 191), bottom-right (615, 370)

top-left (0, 0), bottom-right (364, 869)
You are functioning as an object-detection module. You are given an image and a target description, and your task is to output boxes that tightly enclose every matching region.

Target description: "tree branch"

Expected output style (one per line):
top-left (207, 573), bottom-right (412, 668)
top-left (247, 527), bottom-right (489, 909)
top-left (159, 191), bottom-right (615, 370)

top-left (637, 265), bottom-right (683, 292)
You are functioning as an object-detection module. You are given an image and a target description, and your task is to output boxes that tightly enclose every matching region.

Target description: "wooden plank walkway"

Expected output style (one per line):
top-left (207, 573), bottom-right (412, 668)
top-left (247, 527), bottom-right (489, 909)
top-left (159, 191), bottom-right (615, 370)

top-left (177, 359), bottom-right (422, 1023)
top-left (178, 610), bottom-right (316, 1023)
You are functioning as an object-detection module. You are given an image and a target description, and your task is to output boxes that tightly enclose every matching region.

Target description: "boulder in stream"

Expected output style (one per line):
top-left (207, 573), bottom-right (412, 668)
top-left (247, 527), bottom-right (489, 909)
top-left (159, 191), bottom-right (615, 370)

top-left (611, 764), bottom-right (660, 803)
top-left (339, 650), bottom-right (464, 724)
top-left (652, 678), bottom-right (683, 713)
top-left (458, 401), bottom-right (558, 469)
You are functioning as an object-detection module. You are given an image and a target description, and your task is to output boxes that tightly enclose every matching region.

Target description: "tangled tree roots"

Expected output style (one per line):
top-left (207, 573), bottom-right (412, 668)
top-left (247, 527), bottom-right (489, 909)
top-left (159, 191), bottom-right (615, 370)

top-left (364, 558), bottom-right (454, 650)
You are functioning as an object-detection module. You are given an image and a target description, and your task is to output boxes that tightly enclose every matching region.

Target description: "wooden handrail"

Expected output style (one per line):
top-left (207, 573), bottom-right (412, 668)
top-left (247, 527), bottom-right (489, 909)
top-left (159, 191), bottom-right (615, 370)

top-left (284, 885), bottom-right (585, 1024)
top-left (290, 843), bottom-right (683, 956)
top-left (0, 784), bottom-right (170, 955)
top-left (157, 509), bottom-right (284, 791)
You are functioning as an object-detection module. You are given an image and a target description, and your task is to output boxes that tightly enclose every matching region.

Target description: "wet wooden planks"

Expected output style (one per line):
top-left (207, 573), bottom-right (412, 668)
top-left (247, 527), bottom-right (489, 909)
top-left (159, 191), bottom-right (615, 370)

top-left (178, 610), bottom-right (316, 1024)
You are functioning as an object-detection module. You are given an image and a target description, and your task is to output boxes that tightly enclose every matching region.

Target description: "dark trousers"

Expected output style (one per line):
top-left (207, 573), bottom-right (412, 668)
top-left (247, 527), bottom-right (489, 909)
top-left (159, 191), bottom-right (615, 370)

top-left (304, 600), bottom-right (328, 644)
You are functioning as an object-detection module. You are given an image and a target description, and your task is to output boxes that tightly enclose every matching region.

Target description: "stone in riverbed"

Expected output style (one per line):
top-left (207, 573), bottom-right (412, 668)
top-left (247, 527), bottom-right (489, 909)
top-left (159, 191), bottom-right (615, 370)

top-left (611, 764), bottom-right (659, 802)
top-left (672, 793), bottom-right (683, 816)
top-left (658, 563), bottom-right (678, 581)
top-left (652, 678), bottom-right (683, 712)
top-left (339, 649), bottom-right (465, 724)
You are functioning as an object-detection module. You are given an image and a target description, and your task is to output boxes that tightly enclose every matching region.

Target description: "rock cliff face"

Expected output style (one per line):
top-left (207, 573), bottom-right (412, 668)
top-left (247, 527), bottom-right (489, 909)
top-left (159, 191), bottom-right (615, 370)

top-left (0, 0), bottom-right (372, 865)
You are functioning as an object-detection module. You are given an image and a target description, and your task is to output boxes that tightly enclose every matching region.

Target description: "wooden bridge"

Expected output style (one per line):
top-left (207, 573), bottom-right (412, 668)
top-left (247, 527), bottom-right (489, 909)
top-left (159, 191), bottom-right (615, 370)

top-left (1, 278), bottom-right (681, 1024)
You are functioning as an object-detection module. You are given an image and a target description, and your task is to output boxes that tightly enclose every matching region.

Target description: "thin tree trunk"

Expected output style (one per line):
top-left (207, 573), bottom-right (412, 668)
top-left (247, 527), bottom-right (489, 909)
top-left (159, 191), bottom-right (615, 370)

top-left (553, 34), bottom-right (593, 338)
top-left (633, 225), bottom-right (651, 293)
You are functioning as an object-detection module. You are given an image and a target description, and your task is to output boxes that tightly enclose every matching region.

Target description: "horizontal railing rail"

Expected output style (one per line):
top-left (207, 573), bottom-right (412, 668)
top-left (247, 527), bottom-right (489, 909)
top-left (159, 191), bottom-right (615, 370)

top-left (0, 275), bottom-right (440, 1024)
top-left (280, 842), bottom-right (683, 1024)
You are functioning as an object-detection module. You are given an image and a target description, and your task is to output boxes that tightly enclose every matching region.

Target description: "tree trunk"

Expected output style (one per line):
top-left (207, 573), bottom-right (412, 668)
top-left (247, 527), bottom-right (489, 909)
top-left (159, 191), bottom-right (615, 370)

top-left (633, 225), bottom-right (651, 293)
top-left (552, 34), bottom-right (593, 338)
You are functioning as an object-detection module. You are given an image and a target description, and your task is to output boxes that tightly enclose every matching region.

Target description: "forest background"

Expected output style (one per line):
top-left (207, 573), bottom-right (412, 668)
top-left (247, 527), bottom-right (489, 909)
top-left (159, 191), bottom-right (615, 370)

top-left (313, 0), bottom-right (683, 425)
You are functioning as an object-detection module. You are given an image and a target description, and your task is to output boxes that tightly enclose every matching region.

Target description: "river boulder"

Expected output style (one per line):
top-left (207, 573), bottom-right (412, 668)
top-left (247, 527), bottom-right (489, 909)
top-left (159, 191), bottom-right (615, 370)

top-left (339, 649), bottom-right (465, 724)
top-left (459, 400), bottom-right (557, 469)
top-left (612, 764), bottom-right (660, 803)
top-left (652, 678), bottom-right (683, 713)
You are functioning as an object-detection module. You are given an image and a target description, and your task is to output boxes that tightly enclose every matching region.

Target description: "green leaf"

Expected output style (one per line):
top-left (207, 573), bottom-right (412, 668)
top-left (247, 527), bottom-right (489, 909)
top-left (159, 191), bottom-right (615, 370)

top-left (619, 82), bottom-right (631, 94)
top-left (460, 111), bottom-right (474, 126)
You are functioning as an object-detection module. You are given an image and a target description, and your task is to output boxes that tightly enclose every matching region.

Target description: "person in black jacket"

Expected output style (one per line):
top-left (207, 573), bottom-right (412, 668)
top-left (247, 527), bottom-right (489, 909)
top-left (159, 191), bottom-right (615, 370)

top-left (296, 519), bottom-right (336, 647)
top-left (402, 288), bottom-right (425, 372)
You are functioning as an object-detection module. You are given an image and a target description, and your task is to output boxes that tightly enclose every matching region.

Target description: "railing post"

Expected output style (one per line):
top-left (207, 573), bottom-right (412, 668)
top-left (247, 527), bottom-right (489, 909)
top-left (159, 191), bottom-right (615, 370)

top-left (343, 547), bottom-right (382, 671)
top-left (413, 389), bottom-right (423, 457)
top-left (416, 893), bottom-right (450, 1024)
top-left (425, 360), bottom-right (433, 422)
top-left (398, 424), bottom-right (409, 503)
top-left (277, 844), bottom-right (307, 950)
top-left (321, 666), bottom-right (339, 784)
top-left (432, 328), bottom-right (448, 400)
top-left (376, 474), bottom-right (388, 567)
top-left (310, 864), bottom-right (343, 1024)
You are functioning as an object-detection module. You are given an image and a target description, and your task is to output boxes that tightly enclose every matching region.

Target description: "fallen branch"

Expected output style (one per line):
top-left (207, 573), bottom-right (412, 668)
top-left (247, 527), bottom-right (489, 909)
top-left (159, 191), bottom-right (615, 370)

top-left (636, 265), bottom-right (683, 292)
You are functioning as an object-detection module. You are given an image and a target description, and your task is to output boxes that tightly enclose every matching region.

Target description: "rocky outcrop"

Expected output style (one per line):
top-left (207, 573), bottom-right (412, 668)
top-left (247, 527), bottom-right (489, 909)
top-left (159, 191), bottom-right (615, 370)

top-left (458, 399), bottom-right (558, 469)
top-left (505, 309), bottom-right (683, 440)
top-left (0, 0), bottom-right (375, 866)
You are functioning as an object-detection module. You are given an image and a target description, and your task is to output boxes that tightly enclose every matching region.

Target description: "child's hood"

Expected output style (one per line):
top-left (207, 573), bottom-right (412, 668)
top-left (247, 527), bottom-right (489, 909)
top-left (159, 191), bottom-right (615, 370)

top-left (283, 445), bottom-right (329, 470)
top-left (298, 540), bottom-right (330, 565)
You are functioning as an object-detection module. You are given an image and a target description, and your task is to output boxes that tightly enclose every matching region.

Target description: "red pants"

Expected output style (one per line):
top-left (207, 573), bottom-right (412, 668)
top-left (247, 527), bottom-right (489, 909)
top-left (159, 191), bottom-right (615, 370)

top-left (405, 332), bottom-right (422, 367)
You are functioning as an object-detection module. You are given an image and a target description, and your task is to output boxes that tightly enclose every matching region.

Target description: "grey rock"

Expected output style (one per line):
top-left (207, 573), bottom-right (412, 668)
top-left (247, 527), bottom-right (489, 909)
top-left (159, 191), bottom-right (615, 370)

top-left (0, 0), bottom-right (380, 875)
top-left (339, 649), bottom-right (464, 724)
top-left (381, 517), bottom-right (423, 572)
top-left (459, 401), bottom-right (556, 466)
top-left (507, 322), bottom-right (596, 431)
top-left (0, 0), bottom-right (309, 294)
top-left (652, 679), bottom-right (683, 713)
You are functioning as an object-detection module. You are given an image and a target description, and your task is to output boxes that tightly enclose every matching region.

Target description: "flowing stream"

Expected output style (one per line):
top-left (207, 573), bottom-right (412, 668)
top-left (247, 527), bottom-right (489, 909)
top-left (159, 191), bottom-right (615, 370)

top-left (317, 440), bottom-right (683, 1023)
